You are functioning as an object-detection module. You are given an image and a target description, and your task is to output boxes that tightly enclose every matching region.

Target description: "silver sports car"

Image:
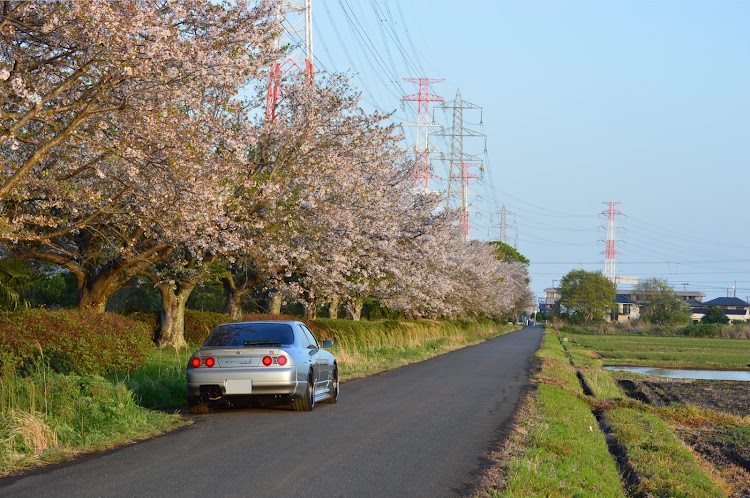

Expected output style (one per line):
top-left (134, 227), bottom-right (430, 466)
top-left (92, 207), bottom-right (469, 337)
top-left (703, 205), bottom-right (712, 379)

top-left (186, 321), bottom-right (338, 413)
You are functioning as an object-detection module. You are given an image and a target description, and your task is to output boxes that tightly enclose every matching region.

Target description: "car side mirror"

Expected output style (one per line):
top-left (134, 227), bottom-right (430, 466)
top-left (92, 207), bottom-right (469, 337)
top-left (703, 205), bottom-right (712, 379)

top-left (321, 340), bottom-right (333, 348)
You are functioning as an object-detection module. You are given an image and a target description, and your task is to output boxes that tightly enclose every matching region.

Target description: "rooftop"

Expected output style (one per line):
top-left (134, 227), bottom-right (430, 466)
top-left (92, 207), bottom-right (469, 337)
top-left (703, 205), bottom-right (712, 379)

top-left (703, 297), bottom-right (750, 307)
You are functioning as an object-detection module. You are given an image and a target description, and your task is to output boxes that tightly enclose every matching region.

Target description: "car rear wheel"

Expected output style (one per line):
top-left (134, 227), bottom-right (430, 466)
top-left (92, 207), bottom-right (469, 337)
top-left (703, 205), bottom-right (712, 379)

top-left (322, 366), bottom-right (339, 404)
top-left (188, 393), bottom-right (214, 414)
top-left (292, 371), bottom-right (315, 412)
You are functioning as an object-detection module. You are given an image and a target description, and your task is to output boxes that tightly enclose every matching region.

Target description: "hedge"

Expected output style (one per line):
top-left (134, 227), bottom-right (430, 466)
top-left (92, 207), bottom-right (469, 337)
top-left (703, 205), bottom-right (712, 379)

top-left (0, 309), bottom-right (152, 376)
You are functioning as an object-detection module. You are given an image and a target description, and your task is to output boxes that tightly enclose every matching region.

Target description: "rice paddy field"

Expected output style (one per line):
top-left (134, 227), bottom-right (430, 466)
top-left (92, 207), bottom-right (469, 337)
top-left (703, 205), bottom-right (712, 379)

top-left (563, 334), bottom-right (750, 370)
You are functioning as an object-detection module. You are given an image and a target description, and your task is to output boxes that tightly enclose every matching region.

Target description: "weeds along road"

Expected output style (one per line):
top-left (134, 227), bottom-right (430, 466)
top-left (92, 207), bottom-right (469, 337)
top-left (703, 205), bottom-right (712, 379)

top-left (1, 326), bottom-right (543, 498)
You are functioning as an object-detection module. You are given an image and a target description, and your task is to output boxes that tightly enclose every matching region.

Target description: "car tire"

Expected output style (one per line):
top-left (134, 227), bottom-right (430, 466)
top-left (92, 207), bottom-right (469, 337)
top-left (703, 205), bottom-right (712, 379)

top-left (188, 393), bottom-right (214, 414)
top-left (190, 403), bottom-right (214, 414)
top-left (322, 366), bottom-right (339, 404)
top-left (292, 371), bottom-right (315, 412)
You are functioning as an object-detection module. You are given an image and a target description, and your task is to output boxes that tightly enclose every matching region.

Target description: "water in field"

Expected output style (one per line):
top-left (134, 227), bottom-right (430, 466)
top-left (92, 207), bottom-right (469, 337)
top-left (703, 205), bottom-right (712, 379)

top-left (604, 366), bottom-right (750, 381)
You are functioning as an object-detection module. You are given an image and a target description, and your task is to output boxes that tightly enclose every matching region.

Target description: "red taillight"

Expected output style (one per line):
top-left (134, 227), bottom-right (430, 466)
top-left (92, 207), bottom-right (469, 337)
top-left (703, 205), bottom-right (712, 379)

top-left (205, 357), bottom-right (216, 368)
top-left (277, 355), bottom-right (288, 366)
top-left (262, 356), bottom-right (273, 366)
top-left (190, 357), bottom-right (201, 368)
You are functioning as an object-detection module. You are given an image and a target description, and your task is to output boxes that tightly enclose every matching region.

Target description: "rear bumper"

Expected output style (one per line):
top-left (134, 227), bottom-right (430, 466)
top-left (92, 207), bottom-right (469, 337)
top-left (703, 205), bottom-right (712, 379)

top-left (187, 366), bottom-right (303, 398)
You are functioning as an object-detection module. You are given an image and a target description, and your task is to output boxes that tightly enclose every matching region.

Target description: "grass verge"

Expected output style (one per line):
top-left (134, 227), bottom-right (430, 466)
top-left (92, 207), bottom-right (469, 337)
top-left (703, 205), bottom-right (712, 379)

top-left (499, 384), bottom-right (625, 497)
top-left (0, 362), bottom-right (182, 476)
top-left (480, 332), bottom-right (625, 497)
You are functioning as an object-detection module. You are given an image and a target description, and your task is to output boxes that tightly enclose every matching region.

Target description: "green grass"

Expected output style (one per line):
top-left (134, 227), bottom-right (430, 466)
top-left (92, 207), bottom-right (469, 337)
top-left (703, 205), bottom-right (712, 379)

top-left (483, 332), bottom-right (625, 497)
top-left (566, 333), bottom-right (750, 370)
top-left (559, 337), bottom-right (626, 401)
top-left (578, 366), bottom-right (626, 401)
top-left (500, 385), bottom-right (625, 497)
top-left (0, 363), bottom-right (183, 475)
top-left (116, 348), bottom-right (193, 409)
top-left (607, 408), bottom-right (724, 497)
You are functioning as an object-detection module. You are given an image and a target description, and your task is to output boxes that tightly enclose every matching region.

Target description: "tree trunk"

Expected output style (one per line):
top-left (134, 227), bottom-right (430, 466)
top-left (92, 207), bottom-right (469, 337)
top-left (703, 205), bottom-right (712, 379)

top-left (328, 297), bottom-right (340, 319)
top-left (268, 294), bottom-right (282, 315)
top-left (222, 277), bottom-right (244, 321)
top-left (303, 299), bottom-right (317, 320)
top-left (222, 272), bottom-right (262, 321)
top-left (347, 299), bottom-right (363, 321)
top-left (78, 271), bottom-right (129, 313)
top-left (156, 280), bottom-right (198, 349)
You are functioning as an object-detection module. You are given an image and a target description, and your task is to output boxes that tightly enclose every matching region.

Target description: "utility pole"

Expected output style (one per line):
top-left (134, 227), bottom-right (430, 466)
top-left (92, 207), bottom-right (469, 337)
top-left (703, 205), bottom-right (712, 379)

top-left (435, 89), bottom-right (485, 239)
top-left (402, 78), bottom-right (444, 190)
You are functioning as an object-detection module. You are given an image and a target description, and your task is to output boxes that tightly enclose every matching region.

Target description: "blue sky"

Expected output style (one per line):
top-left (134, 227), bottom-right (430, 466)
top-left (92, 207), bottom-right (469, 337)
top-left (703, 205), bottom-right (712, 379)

top-left (304, 1), bottom-right (750, 303)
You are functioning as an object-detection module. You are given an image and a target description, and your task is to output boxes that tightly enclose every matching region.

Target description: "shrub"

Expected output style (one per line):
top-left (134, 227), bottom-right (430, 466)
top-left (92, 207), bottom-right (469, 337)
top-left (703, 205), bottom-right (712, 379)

top-left (127, 312), bottom-right (159, 342)
top-left (0, 309), bottom-right (152, 376)
top-left (683, 323), bottom-right (720, 338)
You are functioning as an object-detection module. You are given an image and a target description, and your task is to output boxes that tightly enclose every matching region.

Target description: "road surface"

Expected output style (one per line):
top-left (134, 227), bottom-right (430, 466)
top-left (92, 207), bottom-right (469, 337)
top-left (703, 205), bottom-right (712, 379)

top-left (0, 326), bottom-right (543, 497)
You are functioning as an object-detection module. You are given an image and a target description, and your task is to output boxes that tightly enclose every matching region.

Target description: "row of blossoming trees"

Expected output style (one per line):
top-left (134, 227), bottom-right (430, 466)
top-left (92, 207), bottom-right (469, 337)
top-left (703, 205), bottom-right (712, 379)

top-left (0, 0), bottom-right (532, 348)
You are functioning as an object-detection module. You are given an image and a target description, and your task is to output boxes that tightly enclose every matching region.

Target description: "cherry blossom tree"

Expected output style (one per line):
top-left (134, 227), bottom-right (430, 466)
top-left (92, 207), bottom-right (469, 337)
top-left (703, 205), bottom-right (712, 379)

top-left (2, 0), bottom-right (277, 315)
top-left (1, 1), bottom-right (533, 343)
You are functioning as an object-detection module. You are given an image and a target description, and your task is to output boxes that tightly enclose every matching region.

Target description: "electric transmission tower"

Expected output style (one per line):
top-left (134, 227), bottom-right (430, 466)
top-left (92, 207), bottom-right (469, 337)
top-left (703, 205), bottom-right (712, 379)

top-left (435, 89), bottom-right (485, 239)
top-left (602, 202), bottom-right (622, 282)
top-left (402, 78), bottom-right (444, 190)
top-left (498, 204), bottom-right (517, 246)
top-left (266, 0), bottom-right (314, 121)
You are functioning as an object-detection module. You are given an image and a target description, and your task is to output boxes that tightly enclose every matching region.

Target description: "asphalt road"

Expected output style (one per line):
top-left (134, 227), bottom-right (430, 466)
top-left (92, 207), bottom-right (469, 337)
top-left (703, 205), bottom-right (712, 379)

top-left (0, 326), bottom-right (543, 498)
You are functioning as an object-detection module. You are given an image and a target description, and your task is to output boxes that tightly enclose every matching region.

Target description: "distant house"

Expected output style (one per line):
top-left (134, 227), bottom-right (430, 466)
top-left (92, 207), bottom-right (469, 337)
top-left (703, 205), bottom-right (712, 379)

top-left (692, 297), bottom-right (750, 322)
top-left (612, 294), bottom-right (639, 322)
top-left (616, 289), bottom-right (706, 304)
top-left (541, 287), bottom-right (562, 314)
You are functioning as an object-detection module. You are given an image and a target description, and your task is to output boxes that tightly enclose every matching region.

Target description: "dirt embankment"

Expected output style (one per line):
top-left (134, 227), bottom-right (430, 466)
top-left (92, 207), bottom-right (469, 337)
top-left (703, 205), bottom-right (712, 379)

top-left (618, 377), bottom-right (750, 496)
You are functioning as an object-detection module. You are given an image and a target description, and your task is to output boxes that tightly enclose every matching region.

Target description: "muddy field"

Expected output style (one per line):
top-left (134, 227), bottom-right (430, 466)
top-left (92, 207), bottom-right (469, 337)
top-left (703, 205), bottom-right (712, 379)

top-left (617, 376), bottom-right (750, 496)
top-left (617, 377), bottom-right (750, 417)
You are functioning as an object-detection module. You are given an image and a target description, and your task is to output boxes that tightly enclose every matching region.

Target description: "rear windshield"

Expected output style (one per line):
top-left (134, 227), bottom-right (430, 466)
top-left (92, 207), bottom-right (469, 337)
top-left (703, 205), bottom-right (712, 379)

top-left (203, 323), bottom-right (296, 347)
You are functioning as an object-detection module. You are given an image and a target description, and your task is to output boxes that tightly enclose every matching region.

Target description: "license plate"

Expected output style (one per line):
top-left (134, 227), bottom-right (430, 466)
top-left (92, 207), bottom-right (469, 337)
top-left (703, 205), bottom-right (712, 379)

top-left (225, 379), bottom-right (253, 394)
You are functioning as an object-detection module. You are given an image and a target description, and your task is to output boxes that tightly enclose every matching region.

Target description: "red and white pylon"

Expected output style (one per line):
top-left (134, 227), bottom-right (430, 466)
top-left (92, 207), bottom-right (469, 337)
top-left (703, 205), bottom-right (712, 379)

top-left (602, 201), bottom-right (622, 282)
top-left (402, 78), bottom-right (444, 189)
top-left (266, 0), bottom-right (314, 121)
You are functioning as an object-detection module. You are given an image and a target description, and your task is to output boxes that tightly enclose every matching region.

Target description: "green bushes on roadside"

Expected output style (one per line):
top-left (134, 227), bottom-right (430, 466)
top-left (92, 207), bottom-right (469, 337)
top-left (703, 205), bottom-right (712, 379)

top-left (0, 310), bottom-right (152, 376)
